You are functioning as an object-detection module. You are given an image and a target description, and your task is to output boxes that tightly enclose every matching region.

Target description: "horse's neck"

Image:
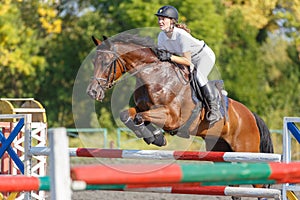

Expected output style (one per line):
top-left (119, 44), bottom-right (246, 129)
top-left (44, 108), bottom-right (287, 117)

top-left (134, 62), bottom-right (191, 96)
top-left (120, 47), bottom-right (158, 69)
top-left (119, 47), bottom-right (190, 89)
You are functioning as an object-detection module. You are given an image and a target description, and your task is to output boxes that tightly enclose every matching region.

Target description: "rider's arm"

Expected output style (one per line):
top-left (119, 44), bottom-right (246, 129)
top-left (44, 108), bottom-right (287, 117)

top-left (170, 52), bottom-right (194, 71)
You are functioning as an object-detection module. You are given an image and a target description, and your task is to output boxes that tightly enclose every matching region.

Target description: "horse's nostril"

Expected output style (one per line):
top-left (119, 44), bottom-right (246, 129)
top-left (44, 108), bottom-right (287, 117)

top-left (87, 90), bottom-right (96, 98)
top-left (87, 85), bottom-right (105, 101)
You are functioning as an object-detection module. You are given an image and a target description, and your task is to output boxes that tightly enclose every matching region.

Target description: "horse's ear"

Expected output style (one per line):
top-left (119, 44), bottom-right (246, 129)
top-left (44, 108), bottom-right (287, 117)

top-left (103, 35), bottom-right (111, 48)
top-left (92, 36), bottom-right (102, 46)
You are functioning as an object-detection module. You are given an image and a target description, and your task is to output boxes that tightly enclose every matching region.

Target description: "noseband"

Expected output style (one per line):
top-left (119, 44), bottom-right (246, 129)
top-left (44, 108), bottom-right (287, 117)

top-left (92, 49), bottom-right (126, 90)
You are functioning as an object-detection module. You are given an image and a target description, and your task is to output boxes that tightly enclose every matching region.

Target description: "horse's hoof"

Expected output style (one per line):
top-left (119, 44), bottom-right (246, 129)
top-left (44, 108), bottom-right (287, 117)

top-left (143, 136), bottom-right (155, 145)
top-left (151, 134), bottom-right (167, 147)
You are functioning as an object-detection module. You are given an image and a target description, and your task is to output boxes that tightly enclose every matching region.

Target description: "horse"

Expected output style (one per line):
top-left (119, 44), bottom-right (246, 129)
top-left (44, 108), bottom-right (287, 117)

top-left (86, 33), bottom-right (273, 200)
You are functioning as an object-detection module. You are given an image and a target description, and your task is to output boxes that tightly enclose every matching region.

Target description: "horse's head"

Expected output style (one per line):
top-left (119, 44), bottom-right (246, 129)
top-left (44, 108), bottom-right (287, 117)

top-left (86, 34), bottom-right (158, 101)
top-left (86, 36), bottom-right (127, 101)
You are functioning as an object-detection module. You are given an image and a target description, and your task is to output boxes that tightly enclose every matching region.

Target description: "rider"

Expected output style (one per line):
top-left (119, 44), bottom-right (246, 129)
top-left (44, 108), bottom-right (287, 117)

top-left (155, 5), bottom-right (222, 125)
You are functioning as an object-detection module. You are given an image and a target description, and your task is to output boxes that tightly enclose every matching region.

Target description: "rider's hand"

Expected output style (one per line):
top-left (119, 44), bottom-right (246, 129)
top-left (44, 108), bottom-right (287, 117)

top-left (157, 49), bottom-right (172, 61)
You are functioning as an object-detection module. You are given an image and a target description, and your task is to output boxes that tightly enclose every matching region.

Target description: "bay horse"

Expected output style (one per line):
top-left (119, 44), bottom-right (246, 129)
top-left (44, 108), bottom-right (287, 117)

top-left (86, 33), bottom-right (273, 200)
top-left (87, 33), bottom-right (273, 153)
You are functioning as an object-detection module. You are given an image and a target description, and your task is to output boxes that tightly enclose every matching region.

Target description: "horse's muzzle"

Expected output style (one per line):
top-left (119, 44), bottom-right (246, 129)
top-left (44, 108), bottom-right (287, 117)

top-left (86, 83), bottom-right (105, 101)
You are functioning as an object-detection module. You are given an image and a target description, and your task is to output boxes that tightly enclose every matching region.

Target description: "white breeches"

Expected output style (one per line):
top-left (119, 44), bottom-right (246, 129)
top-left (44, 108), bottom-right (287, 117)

top-left (192, 45), bottom-right (216, 87)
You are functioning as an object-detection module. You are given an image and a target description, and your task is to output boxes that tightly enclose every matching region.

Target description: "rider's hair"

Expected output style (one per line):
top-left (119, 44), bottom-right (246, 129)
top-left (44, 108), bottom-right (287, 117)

top-left (172, 19), bottom-right (191, 33)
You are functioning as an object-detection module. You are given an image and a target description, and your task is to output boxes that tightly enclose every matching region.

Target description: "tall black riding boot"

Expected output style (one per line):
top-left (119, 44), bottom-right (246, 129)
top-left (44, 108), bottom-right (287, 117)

top-left (200, 84), bottom-right (222, 125)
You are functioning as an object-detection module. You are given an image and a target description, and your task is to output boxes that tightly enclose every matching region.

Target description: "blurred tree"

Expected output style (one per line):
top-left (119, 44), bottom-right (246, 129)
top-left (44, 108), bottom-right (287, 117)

top-left (39, 6), bottom-right (115, 127)
top-left (223, 0), bottom-right (300, 60)
top-left (274, 0), bottom-right (300, 60)
top-left (222, 0), bottom-right (277, 29)
top-left (177, 0), bottom-right (225, 55)
top-left (220, 0), bottom-right (300, 127)
top-left (219, 9), bottom-right (269, 113)
top-left (0, 0), bottom-right (63, 100)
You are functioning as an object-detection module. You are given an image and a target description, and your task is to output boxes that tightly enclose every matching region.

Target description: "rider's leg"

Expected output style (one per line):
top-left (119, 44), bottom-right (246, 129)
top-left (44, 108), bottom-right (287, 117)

top-left (196, 73), bottom-right (222, 124)
top-left (194, 45), bottom-right (222, 125)
top-left (200, 83), bottom-right (222, 124)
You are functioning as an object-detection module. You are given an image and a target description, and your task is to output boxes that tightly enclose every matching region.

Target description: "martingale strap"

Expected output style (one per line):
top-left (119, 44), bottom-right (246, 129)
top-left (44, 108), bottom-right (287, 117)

top-left (168, 102), bottom-right (202, 138)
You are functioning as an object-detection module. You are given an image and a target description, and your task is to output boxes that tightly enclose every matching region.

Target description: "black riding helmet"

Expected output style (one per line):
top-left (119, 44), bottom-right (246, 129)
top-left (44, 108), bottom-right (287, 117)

top-left (155, 5), bottom-right (178, 22)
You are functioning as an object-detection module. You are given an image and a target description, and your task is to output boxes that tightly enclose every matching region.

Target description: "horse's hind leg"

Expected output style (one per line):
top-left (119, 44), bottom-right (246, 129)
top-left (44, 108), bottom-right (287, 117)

top-left (119, 109), bottom-right (166, 146)
top-left (204, 136), bottom-right (233, 152)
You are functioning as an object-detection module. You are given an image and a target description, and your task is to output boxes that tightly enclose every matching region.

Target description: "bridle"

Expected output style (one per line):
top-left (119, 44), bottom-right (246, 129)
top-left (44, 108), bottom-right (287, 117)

top-left (91, 46), bottom-right (190, 91)
top-left (91, 49), bottom-right (127, 90)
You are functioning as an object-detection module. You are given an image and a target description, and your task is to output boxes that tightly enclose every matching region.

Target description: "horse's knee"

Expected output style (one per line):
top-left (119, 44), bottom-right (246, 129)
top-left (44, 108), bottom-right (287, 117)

top-left (133, 113), bottom-right (143, 124)
top-left (120, 110), bottom-right (166, 147)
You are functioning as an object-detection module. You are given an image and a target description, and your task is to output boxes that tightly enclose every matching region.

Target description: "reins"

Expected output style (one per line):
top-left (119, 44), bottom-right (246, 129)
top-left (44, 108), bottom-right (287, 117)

top-left (92, 47), bottom-right (191, 90)
top-left (171, 62), bottom-right (191, 85)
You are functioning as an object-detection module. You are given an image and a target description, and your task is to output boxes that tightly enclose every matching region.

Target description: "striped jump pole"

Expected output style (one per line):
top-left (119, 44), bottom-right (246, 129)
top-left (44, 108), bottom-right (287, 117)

top-left (125, 185), bottom-right (281, 199)
top-left (30, 147), bottom-right (282, 162)
top-left (0, 176), bottom-right (49, 192)
top-left (72, 182), bottom-right (281, 199)
top-left (71, 162), bottom-right (300, 186)
top-left (0, 176), bottom-right (281, 199)
top-left (129, 186), bottom-right (281, 199)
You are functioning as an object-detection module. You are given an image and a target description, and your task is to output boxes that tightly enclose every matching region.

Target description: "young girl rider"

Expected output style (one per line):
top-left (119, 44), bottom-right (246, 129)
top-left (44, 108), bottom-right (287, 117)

top-left (155, 5), bottom-right (222, 125)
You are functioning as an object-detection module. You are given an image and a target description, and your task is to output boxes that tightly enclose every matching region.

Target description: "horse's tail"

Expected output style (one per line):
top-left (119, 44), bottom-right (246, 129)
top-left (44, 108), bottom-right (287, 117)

top-left (253, 113), bottom-right (274, 153)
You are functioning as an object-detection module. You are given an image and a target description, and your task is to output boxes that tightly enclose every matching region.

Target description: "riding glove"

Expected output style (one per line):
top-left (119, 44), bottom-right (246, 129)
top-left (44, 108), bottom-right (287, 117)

top-left (157, 49), bottom-right (171, 61)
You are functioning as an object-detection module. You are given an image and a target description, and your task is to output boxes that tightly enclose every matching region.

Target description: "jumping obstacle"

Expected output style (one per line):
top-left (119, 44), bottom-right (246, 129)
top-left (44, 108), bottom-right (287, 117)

top-left (30, 147), bottom-right (282, 162)
top-left (25, 126), bottom-right (286, 200)
top-left (71, 183), bottom-right (281, 199)
top-left (1, 126), bottom-right (296, 200)
top-left (0, 127), bottom-right (71, 200)
top-left (4, 118), bottom-right (300, 200)
top-left (0, 176), bottom-right (49, 192)
top-left (0, 176), bottom-right (281, 199)
top-left (127, 185), bottom-right (281, 199)
top-left (282, 117), bottom-right (300, 200)
top-left (0, 99), bottom-right (47, 200)
top-left (70, 162), bottom-right (300, 186)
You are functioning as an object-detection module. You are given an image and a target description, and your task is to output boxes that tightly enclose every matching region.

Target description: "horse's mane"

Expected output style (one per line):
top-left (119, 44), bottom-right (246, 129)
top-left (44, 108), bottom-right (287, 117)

top-left (106, 33), bottom-right (157, 48)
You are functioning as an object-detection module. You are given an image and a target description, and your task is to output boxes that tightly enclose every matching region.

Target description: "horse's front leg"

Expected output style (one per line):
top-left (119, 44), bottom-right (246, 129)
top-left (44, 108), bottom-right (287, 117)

top-left (119, 107), bottom-right (166, 147)
top-left (133, 105), bottom-right (180, 146)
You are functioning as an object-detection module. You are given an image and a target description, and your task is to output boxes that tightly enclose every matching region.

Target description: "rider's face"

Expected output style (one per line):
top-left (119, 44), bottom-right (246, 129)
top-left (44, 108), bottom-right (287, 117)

top-left (157, 16), bottom-right (172, 31)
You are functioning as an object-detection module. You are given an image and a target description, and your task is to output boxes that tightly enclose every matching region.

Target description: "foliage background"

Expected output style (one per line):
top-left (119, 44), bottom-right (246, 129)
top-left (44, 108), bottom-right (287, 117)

top-left (1, 0), bottom-right (300, 132)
